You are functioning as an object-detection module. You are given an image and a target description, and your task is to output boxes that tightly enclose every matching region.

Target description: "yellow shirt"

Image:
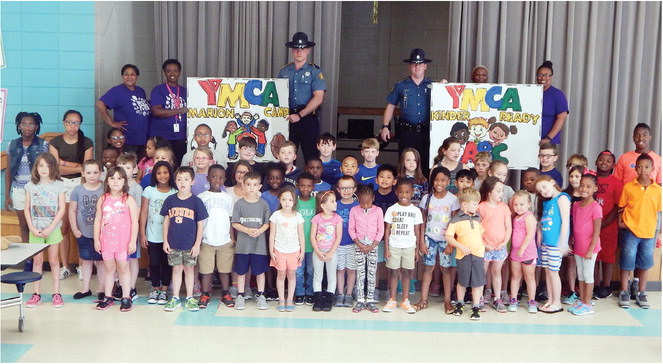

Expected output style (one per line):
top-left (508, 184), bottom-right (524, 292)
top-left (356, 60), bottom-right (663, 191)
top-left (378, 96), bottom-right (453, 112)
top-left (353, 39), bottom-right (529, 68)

top-left (446, 211), bottom-right (486, 259)
top-left (619, 179), bottom-right (661, 238)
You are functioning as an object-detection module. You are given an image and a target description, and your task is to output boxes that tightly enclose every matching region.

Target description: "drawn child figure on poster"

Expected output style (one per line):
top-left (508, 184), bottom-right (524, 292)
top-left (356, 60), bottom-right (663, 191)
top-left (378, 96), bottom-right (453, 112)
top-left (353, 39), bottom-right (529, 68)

top-left (477, 119), bottom-right (518, 164)
top-left (222, 120), bottom-right (243, 160)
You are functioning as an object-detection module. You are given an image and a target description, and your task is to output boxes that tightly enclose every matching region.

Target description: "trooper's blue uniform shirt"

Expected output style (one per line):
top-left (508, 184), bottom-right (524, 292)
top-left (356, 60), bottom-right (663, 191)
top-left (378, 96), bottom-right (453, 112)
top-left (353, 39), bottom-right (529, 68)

top-left (278, 62), bottom-right (327, 108)
top-left (386, 77), bottom-right (433, 124)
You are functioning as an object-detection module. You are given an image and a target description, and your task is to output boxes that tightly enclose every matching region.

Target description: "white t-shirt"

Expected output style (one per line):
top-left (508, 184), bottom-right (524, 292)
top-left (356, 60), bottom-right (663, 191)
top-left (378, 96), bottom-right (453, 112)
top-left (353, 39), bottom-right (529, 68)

top-left (419, 192), bottom-right (460, 241)
top-left (269, 210), bottom-right (305, 253)
top-left (384, 203), bottom-right (423, 249)
top-left (199, 190), bottom-right (234, 246)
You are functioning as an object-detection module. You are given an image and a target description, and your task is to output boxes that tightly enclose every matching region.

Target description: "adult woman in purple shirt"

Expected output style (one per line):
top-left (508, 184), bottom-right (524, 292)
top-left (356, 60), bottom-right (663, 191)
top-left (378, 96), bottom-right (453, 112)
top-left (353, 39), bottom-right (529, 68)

top-left (537, 61), bottom-right (569, 145)
top-left (96, 64), bottom-right (151, 160)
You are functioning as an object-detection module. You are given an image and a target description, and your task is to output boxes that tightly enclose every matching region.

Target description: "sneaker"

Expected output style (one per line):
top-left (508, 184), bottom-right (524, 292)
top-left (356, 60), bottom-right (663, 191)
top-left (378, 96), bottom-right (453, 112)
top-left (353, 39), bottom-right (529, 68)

top-left (562, 292), bottom-right (579, 305)
top-left (228, 286), bottom-right (239, 299)
top-left (198, 293), bottom-right (210, 309)
top-left (265, 288), bottom-right (278, 301)
top-left (483, 288), bottom-right (493, 304)
top-left (478, 297), bottom-right (487, 312)
top-left (400, 299), bottom-right (416, 314)
top-left (352, 301), bottom-right (366, 313)
top-left (535, 289), bottom-right (548, 302)
top-left (527, 300), bottom-right (538, 314)
top-left (93, 292), bottom-right (105, 303)
top-left (494, 299), bottom-right (507, 313)
top-left (256, 294), bottom-right (268, 310)
top-left (193, 282), bottom-right (202, 297)
top-left (304, 295), bottom-right (314, 305)
top-left (312, 293), bottom-right (324, 312)
top-left (73, 290), bottom-right (92, 300)
top-left (234, 295), bottom-right (246, 310)
top-left (453, 302), bottom-right (464, 316)
top-left (277, 301), bottom-right (286, 312)
top-left (120, 298), bottom-right (132, 312)
top-left (157, 291), bottom-right (168, 305)
top-left (507, 297), bottom-right (518, 312)
top-left (147, 290), bottom-right (159, 304)
top-left (25, 293), bottom-right (41, 308)
top-left (52, 293), bottom-right (64, 308)
top-left (185, 297), bottom-right (199, 311)
top-left (366, 302), bottom-right (379, 313)
top-left (322, 292), bottom-right (333, 311)
top-left (335, 294), bottom-right (345, 307)
top-left (629, 279), bottom-right (639, 300)
top-left (597, 286), bottom-right (612, 299)
top-left (221, 294), bottom-right (235, 307)
top-left (343, 295), bottom-right (353, 307)
top-left (500, 291), bottom-right (510, 303)
top-left (568, 301), bottom-right (583, 314)
top-left (164, 297), bottom-right (181, 312)
top-left (59, 266), bottom-right (71, 280)
top-left (112, 282), bottom-right (122, 301)
top-left (285, 301), bottom-right (295, 312)
top-left (573, 302), bottom-right (594, 316)
top-left (470, 306), bottom-right (481, 320)
top-left (96, 297), bottom-right (115, 310)
top-left (618, 290), bottom-right (630, 308)
top-left (383, 299), bottom-right (398, 312)
top-left (244, 290), bottom-right (254, 300)
top-left (76, 266), bottom-right (83, 281)
top-left (129, 288), bottom-right (138, 302)
top-left (294, 296), bottom-right (305, 305)
top-left (636, 292), bottom-right (650, 309)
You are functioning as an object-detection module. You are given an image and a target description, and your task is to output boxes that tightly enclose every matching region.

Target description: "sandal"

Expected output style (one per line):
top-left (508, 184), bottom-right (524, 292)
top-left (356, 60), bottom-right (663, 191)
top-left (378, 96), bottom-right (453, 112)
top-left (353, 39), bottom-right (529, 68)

top-left (277, 301), bottom-right (286, 312)
top-left (412, 300), bottom-right (428, 311)
top-left (444, 300), bottom-right (454, 314)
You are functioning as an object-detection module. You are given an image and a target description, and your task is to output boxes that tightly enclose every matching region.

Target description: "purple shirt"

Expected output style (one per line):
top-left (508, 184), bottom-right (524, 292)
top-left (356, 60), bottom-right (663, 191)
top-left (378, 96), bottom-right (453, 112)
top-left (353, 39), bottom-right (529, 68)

top-left (99, 84), bottom-right (151, 145)
top-left (149, 83), bottom-right (187, 141)
top-left (541, 85), bottom-right (569, 144)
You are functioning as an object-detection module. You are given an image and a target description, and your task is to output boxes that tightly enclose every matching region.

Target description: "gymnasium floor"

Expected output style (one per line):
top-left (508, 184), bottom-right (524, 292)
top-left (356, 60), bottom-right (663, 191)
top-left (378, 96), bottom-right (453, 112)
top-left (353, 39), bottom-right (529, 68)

top-left (1, 270), bottom-right (661, 363)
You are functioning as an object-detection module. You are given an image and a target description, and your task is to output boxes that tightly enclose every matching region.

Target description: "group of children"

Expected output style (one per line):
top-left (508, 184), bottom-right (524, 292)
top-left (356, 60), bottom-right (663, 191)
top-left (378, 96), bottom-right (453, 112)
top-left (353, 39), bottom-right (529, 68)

top-left (9, 111), bottom-right (661, 319)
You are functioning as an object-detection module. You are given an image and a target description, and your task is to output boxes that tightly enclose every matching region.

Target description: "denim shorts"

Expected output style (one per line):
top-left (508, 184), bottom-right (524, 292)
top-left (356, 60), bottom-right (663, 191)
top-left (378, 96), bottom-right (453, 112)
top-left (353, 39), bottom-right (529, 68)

top-left (484, 246), bottom-right (508, 262)
top-left (423, 236), bottom-right (456, 268)
top-left (619, 229), bottom-right (655, 271)
top-left (77, 236), bottom-right (103, 261)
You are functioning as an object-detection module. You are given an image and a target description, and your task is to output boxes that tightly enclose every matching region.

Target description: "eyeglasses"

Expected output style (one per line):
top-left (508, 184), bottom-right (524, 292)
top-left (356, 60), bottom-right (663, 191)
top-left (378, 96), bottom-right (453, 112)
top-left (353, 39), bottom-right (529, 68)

top-left (538, 154), bottom-right (557, 159)
top-left (536, 73), bottom-right (552, 78)
top-left (64, 120), bottom-right (81, 126)
top-left (194, 133), bottom-right (210, 138)
top-left (338, 186), bottom-right (355, 191)
top-left (110, 135), bottom-right (125, 140)
top-left (19, 123), bottom-right (37, 128)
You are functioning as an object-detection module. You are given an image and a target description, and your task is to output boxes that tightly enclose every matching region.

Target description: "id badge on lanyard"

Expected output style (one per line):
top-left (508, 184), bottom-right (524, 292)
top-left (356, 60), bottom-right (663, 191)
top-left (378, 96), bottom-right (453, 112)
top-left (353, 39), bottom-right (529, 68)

top-left (166, 84), bottom-right (181, 132)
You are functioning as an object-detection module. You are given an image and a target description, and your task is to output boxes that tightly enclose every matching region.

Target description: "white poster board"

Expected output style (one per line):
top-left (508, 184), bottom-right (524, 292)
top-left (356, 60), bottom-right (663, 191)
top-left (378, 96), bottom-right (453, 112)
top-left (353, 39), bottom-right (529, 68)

top-left (186, 77), bottom-right (289, 162)
top-left (429, 83), bottom-right (543, 170)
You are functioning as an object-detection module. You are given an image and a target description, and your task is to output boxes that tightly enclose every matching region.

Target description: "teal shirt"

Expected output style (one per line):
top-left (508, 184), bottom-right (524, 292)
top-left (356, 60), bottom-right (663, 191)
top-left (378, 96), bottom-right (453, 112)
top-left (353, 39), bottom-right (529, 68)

top-left (297, 196), bottom-right (316, 252)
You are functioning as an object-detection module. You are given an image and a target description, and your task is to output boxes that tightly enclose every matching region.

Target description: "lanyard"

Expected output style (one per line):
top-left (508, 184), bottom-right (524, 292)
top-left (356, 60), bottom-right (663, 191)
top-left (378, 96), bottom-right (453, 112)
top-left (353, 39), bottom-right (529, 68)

top-left (165, 84), bottom-right (181, 123)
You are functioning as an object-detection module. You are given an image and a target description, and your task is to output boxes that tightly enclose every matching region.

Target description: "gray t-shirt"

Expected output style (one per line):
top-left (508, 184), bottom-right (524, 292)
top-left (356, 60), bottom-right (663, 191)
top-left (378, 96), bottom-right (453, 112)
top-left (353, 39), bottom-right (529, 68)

top-left (231, 197), bottom-right (271, 255)
top-left (70, 184), bottom-right (103, 238)
top-left (128, 182), bottom-right (143, 209)
top-left (24, 180), bottom-right (66, 230)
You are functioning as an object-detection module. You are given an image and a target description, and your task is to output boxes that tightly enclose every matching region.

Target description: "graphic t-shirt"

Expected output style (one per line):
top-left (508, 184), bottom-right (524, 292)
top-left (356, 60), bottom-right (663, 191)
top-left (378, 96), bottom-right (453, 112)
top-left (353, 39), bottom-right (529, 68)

top-left (322, 159), bottom-right (341, 186)
top-left (70, 184), bottom-right (103, 238)
top-left (384, 203), bottom-right (424, 248)
top-left (355, 164), bottom-right (380, 189)
top-left (270, 210), bottom-right (305, 253)
top-left (297, 197), bottom-right (316, 252)
top-left (419, 192), bottom-right (460, 241)
top-left (149, 83), bottom-right (187, 140)
top-left (142, 186), bottom-right (177, 242)
top-left (311, 213), bottom-right (343, 251)
top-left (99, 84), bottom-right (151, 145)
top-left (24, 180), bottom-right (66, 230)
top-left (198, 190), bottom-right (234, 246)
top-left (160, 193), bottom-right (209, 250)
top-left (232, 198), bottom-right (271, 255)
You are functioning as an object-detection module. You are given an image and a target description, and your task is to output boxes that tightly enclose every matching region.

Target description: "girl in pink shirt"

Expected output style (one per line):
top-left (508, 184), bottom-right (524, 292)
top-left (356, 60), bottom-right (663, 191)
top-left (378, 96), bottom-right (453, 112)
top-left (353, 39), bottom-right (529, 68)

top-left (569, 174), bottom-right (602, 316)
top-left (509, 191), bottom-right (539, 313)
top-left (478, 176), bottom-right (512, 313)
top-left (310, 190), bottom-right (343, 311)
top-left (348, 185), bottom-right (384, 313)
top-left (94, 166), bottom-right (139, 312)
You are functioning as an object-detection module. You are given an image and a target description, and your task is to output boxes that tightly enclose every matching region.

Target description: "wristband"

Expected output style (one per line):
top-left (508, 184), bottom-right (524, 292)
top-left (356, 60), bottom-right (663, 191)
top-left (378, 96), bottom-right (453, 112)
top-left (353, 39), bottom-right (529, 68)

top-left (381, 124), bottom-right (390, 130)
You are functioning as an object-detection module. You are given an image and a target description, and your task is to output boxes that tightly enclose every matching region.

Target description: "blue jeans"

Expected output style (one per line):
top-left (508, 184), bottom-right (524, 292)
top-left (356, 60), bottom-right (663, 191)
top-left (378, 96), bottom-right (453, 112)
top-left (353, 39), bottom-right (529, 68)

top-left (295, 252), bottom-right (313, 296)
top-left (619, 229), bottom-right (655, 271)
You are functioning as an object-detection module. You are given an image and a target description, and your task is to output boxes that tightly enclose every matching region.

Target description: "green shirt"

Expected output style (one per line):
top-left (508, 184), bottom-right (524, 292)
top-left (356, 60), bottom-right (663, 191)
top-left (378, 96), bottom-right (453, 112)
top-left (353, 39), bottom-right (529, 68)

top-left (297, 196), bottom-right (316, 252)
